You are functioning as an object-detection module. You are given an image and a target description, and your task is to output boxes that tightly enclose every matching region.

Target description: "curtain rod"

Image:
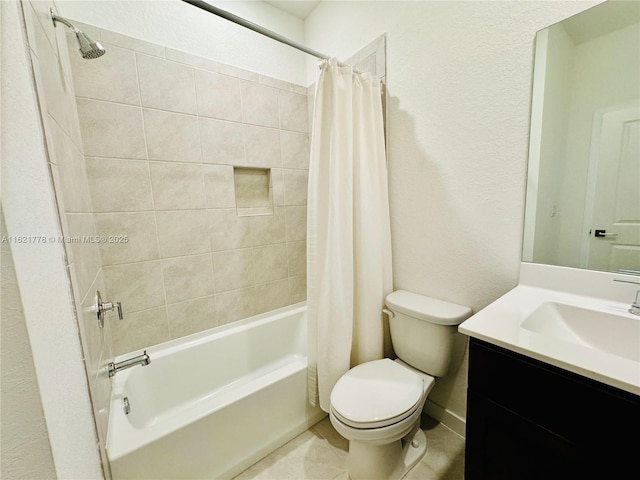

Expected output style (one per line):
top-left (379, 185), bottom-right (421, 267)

top-left (181, 0), bottom-right (350, 67)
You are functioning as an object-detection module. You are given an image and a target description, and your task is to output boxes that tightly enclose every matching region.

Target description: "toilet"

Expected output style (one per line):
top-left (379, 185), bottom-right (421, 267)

top-left (329, 290), bottom-right (472, 480)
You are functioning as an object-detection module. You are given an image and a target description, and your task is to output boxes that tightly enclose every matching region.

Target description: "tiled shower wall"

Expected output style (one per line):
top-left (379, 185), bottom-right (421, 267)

top-left (68, 24), bottom-right (310, 356)
top-left (20, 1), bottom-right (113, 475)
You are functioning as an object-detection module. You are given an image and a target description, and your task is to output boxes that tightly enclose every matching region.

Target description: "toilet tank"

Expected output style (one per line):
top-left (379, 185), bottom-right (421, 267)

top-left (385, 290), bottom-right (472, 377)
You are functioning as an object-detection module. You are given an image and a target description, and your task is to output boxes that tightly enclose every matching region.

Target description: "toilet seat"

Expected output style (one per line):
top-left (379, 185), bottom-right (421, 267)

top-left (331, 398), bottom-right (421, 429)
top-left (330, 359), bottom-right (425, 429)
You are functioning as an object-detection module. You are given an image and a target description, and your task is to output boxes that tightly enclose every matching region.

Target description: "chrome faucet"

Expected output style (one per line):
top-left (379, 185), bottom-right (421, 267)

top-left (107, 351), bottom-right (150, 377)
top-left (630, 290), bottom-right (640, 316)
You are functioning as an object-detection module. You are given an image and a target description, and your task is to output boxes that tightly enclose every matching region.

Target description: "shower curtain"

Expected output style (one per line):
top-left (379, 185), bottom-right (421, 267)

top-left (307, 58), bottom-right (393, 411)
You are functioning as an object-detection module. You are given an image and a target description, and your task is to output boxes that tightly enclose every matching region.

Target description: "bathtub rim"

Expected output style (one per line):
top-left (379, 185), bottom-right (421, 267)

top-left (113, 301), bottom-right (307, 363)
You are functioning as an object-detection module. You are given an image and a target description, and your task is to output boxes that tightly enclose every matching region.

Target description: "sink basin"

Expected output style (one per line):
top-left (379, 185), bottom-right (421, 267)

top-left (521, 302), bottom-right (640, 362)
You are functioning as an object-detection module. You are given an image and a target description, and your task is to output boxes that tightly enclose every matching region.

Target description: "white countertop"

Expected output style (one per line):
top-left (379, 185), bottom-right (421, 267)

top-left (458, 263), bottom-right (640, 396)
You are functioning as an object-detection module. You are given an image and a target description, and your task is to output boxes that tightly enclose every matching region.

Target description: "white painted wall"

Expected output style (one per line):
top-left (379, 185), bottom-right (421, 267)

top-left (1, 211), bottom-right (57, 480)
top-left (58, 0), bottom-right (308, 85)
top-left (304, 0), bottom-right (602, 425)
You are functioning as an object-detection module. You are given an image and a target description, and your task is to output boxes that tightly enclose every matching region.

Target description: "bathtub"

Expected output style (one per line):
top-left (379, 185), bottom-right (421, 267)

top-left (107, 303), bottom-right (325, 480)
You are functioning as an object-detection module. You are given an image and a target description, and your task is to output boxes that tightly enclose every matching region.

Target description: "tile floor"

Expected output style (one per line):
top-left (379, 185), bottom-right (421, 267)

top-left (232, 415), bottom-right (465, 480)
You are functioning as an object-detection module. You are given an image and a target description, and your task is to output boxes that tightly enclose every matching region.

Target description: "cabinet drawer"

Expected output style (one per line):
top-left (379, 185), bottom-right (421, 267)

top-left (468, 339), bottom-right (640, 455)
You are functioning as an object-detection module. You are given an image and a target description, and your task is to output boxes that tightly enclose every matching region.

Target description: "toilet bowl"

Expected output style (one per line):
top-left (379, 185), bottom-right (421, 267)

top-left (329, 291), bottom-right (471, 480)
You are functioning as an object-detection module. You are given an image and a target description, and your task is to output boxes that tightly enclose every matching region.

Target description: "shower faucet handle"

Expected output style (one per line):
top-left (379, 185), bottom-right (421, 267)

top-left (95, 291), bottom-right (124, 328)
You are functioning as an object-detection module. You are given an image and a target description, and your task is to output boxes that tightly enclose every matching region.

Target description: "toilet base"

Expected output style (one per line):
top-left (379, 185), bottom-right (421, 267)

top-left (348, 427), bottom-right (427, 480)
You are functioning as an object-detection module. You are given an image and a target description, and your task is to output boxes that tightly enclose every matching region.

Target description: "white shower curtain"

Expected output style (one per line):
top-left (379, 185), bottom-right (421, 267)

top-left (307, 59), bottom-right (393, 412)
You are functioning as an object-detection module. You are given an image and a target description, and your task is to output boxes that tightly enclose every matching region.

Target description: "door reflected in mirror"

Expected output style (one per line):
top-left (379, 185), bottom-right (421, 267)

top-left (523, 0), bottom-right (640, 274)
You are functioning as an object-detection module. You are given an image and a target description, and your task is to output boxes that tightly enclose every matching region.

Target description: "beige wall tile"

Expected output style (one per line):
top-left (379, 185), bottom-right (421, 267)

top-left (77, 98), bottom-right (146, 159)
top-left (149, 162), bottom-right (206, 210)
top-left (236, 207), bottom-right (273, 216)
top-left (136, 53), bottom-right (197, 114)
top-left (195, 69), bottom-right (242, 122)
top-left (255, 279), bottom-right (290, 314)
top-left (283, 169), bottom-right (308, 206)
top-left (209, 209), bottom-right (250, 251)
top-left (218, 63), bottom-right (259, 82)
top-left (244, 125), bottom-right (281, 168)
top-left (256, 207), bottom-right (287, 244)
top-left (100, 30), bottom-right (165, 58)
top-left (281, 131), bottom-right (310, 170)
top-left (252, 244), bottom-right (288, 284)
top-left (212, 208), bottom-right (286, 249)
top-left (103, 261), bottom-right (165, 314)
top-left (156, 210), bottom-right (209, 258)
top-left (241, 82), bottom-right (279, 128)
top-left (204, 165), bottom-right (236, 209)
top-left (279, 90), bottom-right (309, 133)
top-left (143, 109), bottom-right (201, 163)
top-left (259, 74), bottom-right (307, 95)
top-left (110, 307), bottom-right (171, 356)
top-left (26, 0), bottom-right (58, 54)
top-left (48, 166), bottom-right (73, 258)
top-left (209, 207), bottom-right (288, 252)
top-left (165, 48), bottom-right (220, 72)
top-left (289, 274), bottom-right (307, 304)
top-left (200, 118), bottom-right (245, 165)
top-left (74, 268), bottom-right (106, 381)
top-left (65, 213), bottom-right (101, 300)
top-left (287, 241), bottom-right (306, 277)
top-left (69, 42), bottom-right (140, 105)
top-left (214, 287), bottom-right (256, 325)
top-left (64, 87), bottom-right (85, 150)
top-left (271, 168), bottom-right (284, 206)
top-left (167, 296), bottom-right (217, 338)
top-left (63, 20), bottom-right (102, 44)
top-left (212, 249), bottom-right (254, 292)
top-left (30, 20), bottom-right (76, 137)
top-left (65, 23), bottom-right (307, 352)
top-left (161, 254), bottom-right (215, 304)
top-left (91, 349), bottom-right (113, 461)
top-left (86, 158), bottom-right (153, 212)
top-left (307, 92), bottom-right (315, 136)
top-left (48, 121), bottom-right (92, 213)
top-left (100, 315), bottom-right (115, 370)
top-left (94, 212), bottom-right (159, 265)
top-left (285, 206), bottom-right (307, 242)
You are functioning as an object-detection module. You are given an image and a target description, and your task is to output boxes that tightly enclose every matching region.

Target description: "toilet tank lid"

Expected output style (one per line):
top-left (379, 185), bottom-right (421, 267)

top-left (385, 290), bottom-right (472, 325)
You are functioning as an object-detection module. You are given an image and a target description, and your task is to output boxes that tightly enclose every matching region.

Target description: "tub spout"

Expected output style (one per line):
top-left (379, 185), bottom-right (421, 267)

top-left (108, 351), bottom-right (150, 377)
top-left (630, 290), bottom-right (640, 316)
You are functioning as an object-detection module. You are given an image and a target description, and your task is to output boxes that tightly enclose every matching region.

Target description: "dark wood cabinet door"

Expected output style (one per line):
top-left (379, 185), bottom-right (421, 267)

top-left (465, 338), bottom-right (640, 480)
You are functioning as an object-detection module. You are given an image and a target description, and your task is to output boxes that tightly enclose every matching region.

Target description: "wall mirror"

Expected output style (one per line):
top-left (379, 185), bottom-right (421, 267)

top-left (522, 0), bottom-right (640, 274)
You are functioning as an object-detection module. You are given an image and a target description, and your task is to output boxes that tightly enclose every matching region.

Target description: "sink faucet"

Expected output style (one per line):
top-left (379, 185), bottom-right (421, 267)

top-left (630, 291), bottom-right (640, 316)
top-left (107, 351), bottom-right (150, 377)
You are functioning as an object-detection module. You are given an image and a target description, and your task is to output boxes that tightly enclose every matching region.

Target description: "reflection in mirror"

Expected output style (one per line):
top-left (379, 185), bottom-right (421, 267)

top-left (523, 0), bottom-right (640, 274)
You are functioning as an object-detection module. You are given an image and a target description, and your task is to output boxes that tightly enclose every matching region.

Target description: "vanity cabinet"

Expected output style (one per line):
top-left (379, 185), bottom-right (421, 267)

top-left (465, 338), bottom-right (640, 480)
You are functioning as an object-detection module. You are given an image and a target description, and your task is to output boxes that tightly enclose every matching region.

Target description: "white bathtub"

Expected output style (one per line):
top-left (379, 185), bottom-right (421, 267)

top-left (107, 303), bottom-right (325, 480)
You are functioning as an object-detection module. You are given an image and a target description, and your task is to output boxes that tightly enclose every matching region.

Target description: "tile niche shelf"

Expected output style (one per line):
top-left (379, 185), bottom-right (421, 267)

top-left (233, 167), bottom-right (274, 216)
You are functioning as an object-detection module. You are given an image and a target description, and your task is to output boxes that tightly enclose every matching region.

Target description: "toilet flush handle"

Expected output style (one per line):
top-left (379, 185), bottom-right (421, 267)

top-left (382, 308), bottom-right (395, 319)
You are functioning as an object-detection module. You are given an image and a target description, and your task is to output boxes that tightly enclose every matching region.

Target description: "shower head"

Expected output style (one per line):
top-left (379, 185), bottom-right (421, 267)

top-left (50, 10), bottom-right (106, 59)
top-left (75, 30), bottom-right (106, 59)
